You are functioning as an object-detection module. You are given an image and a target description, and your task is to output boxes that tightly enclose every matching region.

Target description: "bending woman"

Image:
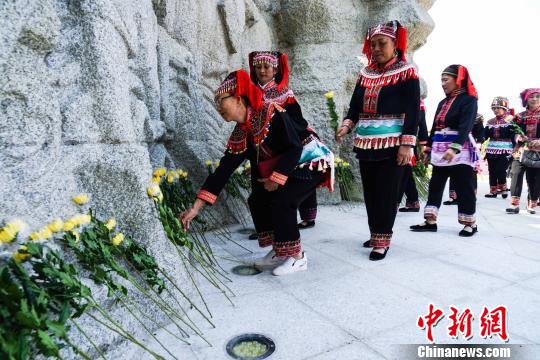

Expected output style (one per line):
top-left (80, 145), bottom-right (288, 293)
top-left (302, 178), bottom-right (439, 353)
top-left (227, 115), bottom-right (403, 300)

top-left (180, 70), bottom-right (334, 276)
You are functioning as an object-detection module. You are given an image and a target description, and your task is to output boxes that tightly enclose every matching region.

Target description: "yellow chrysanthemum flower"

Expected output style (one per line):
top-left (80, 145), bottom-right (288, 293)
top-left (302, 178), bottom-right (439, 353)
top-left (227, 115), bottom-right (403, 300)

top-left (215, 161), bottom-right (220, 167)
top-left (39, 227), bottom-right (52, 239)
top-left (111, 233), bottom-right (125, 246)
top-left (105, 218), bottom-right (117, 231)
top-left (167, 174), bottom-right (175, 183)
top-left (343, 162), bottom-right (350, 167)
top-left (8, 220), bottom-right (27, 233)
top-left (324, 91), bottom-right (335, 99)
top-left (29, 232), bottom-right (41, 241)
top-left (181, 171), bottom-right (188, 178)
top-left (0, 228), bottom-right (16, 243)
top-left (63, 220), bottom-right (76, 232)
top-left (157, 193), bottom-right (164, 202)
top-left (151, 176), bottom-right (161, 184)
top-left (71, 231), bottom-right (80, 242)
top-left (13, 247), bottom-right (30, 263)
top-left (47, 219), bottom-right (64, 233)
top-left (153, 168), bottom-right (166, 177)
top-left (245, 162), bottom-right (251, 169)
top-left (205, 160), bottom-right (213, 166)
top-left (147, 185), bottom-right (161, 197)
top-left (72, 193), bottom-right (90, 205)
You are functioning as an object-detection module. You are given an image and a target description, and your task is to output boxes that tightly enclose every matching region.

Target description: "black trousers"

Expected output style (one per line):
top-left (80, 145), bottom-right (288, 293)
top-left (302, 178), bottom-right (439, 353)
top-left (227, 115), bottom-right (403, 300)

top-left (509, 159), bottom-right (540, 206)
top-left (487, 155), bottom-right (510, 192)
top-left (298, 191), bottom-right (317, 221)
top-left (448, 171), bottom-right (478, 198)
top-left (248, 172), bottom-right (324, 257)
top-left (425, 165), bottom-right (476, 226)
top-left (359, 158), bottom-right (405, 248)
top-left (398, 165), bottom-right (419, 206)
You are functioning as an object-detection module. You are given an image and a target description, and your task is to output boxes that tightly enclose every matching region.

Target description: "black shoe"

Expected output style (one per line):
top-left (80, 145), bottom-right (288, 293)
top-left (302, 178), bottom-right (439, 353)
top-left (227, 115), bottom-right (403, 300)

top-left (443, 199), bottom-right (458, 205)
top-left (459, 225), bottom-right (478, 237)
top-left (363, 240), bottom-right (373, 248)
top-left (501, 193), bottom-right (508, 199)
top-left (399, 206), bottom-right (420, 212)
top-left (248, 233), bottom-right (258, 240)
top-left (410, 222), bottom-right (438, 232)
top-left (505, 207), bottom-right (520, 214)
top-left (484, 193), bottom-right (497, 198)
top-left (298, 220), bottom-right (315, 229)
top-left (369, 248), bottom-right (389, 261)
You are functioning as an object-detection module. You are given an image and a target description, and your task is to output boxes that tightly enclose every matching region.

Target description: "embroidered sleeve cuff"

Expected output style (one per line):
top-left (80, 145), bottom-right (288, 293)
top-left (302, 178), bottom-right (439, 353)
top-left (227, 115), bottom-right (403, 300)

top-left (449, 143), bottom-right (463, 153)
top-left (269, 171), bottom-right (288, 186)
top-left (400, 134), bottom-right (417, 147)
top-left (419, 140), bottom-right (428, 145)
top-left (342, 119), bottom-right (354, 133)
top-left (197, 190), bottom-right (217, 205)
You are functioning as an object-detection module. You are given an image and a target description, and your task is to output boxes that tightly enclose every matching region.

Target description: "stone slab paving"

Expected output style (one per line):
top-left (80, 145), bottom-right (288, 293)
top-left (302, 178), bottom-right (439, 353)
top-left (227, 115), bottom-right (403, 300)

top-left (137, 179), bottom-right (540, 359)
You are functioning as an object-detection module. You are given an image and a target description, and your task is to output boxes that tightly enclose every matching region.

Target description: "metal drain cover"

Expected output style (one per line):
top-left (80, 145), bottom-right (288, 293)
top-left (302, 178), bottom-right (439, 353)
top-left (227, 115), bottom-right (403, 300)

top-left (231, 265), bottom-right (261, 276)
top-left (226, 333), bottom-right (275, 359)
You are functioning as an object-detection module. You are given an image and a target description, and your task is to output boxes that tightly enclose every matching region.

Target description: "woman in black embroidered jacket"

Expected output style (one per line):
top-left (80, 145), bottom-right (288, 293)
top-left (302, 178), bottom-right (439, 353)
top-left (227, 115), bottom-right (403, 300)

top-left (506, 88), bottom-right (540, 214)
top-left (336, 20), bottom-right (420, 261)
top-left (411, 65), bottom-right (480, 237)
top-left (180, 70), bottom-right (334, 276)
top-left (484, 97), bottom-right (514, 198)
top-left (248, 51), bottom-right (318, 230)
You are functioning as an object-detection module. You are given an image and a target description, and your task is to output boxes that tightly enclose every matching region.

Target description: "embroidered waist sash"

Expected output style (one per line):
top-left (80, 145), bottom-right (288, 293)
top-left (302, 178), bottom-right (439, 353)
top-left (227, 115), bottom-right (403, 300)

top-left (431, 129), bottom-right (480, 168)
top-left (354, 114), bottom-right (405, 149)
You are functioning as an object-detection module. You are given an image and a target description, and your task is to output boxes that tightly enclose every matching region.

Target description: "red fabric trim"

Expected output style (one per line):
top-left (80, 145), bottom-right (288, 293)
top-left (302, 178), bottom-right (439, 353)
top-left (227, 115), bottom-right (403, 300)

top-left (456, 65), bottom-right (478, 98)
top-left (197, 190), bottom-right (217, 205)
top-left (401, 134), bottom-right (416, 147)
top-left (258, 231), bottom-right (274, 248)
top-left (274, 239), bottom-right (301, 257)
top-left (269, 171), bottom-right (288, 186)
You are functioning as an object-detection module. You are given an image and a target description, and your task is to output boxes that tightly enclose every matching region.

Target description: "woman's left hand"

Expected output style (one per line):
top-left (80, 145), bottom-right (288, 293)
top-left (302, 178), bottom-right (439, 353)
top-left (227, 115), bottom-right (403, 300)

top-left (396, 145), bottom-right (413, 166)
top-left (258, 178), bottom-right (279, 192)
top-left (442, 148), bottom-right (456, 162)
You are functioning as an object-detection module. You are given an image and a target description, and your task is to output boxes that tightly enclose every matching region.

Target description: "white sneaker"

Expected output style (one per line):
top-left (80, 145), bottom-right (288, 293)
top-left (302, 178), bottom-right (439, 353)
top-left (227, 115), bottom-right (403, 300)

top-left (253, 250), bottom-right (285, 269)
top-left (272, 252), bottom-right (308, 276)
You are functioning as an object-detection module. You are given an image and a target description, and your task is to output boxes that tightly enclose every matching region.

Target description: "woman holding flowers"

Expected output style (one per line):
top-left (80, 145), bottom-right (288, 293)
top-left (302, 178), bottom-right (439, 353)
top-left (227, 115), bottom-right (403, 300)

top-left (336, 20), bottom-right (420, 261)
top-left (180, 70), bottom-right (334, 276)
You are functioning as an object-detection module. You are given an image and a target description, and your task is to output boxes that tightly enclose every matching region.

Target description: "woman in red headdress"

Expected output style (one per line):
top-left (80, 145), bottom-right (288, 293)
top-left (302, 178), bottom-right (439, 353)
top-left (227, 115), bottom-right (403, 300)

top-left (248, 51), bottom-right (318, 230)
top-left (506, 88), bottom-right (540, 214)
top-left (411, 65), bottom-right (480, 236)
top-left (180, 70), bottom-right (334, 276)
top-left (336, 20), bottom-right (420, 261)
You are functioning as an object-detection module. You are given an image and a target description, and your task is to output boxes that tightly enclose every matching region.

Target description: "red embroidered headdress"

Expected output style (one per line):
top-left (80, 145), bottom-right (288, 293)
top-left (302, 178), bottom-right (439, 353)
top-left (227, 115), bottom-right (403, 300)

top-left (362, 20), bottom-right (407, 66)
top-left (520, 88), bottom-right (540, 107)
top-left (442, 65), bottom-right (478, 99)
top-left (216, 70), bottom-right (279, 154)
top-left (215, 70), bottom-right (263, 112)
top-left (248, 51), bottom-right (289, 91)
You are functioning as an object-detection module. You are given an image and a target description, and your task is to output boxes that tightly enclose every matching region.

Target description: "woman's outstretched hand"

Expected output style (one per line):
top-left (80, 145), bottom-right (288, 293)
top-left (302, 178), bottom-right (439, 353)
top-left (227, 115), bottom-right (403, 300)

top-left (257, 178), bottom-right (279, 192)
top-left (396, 145), bottom-right (413, 166)
top-left (335, 125), bottom-right (349, 144)
top-left (179, 199), bottom-right (205, 231)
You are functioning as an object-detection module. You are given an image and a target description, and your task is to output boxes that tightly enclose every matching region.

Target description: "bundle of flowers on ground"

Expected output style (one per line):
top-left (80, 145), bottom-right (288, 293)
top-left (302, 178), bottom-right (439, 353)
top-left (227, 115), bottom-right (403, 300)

top-left (334, 158), bottom-right (356, 201)
top-left (0, 191), bottom-right (215, 360)
top-left (148, 168), bottom-right (237, 310)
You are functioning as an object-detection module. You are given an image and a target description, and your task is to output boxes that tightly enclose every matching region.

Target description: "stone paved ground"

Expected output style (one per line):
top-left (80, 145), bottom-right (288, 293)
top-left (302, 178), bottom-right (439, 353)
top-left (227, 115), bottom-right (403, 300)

top-left (137, 179), bottom-right (540, 360)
